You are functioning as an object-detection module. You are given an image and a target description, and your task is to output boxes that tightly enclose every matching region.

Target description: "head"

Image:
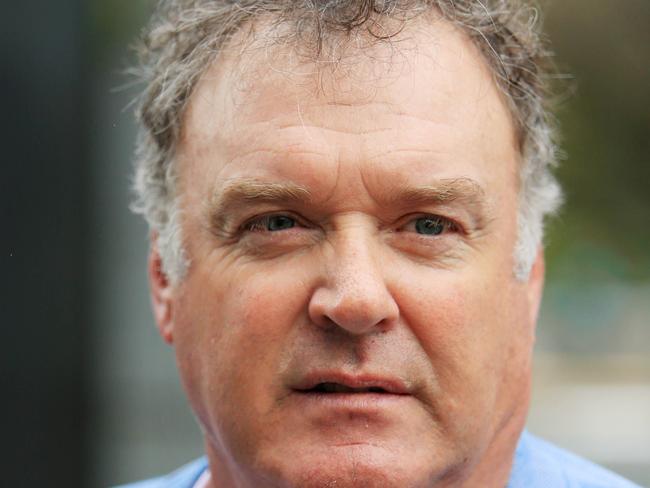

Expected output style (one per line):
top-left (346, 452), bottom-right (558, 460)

top-left (133, 1), bottom-right (562, 487)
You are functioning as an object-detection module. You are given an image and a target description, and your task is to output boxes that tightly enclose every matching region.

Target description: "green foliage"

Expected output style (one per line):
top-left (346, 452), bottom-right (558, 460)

top-left (545, 0), bottom-right (650, 282)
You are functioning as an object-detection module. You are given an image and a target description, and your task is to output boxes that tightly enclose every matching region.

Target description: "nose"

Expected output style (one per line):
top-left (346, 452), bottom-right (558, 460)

top-left (308, 234), bottom-right (399, 335)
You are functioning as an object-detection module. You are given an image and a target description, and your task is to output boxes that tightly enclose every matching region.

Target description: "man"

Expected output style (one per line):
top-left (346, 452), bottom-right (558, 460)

top-left (122, 1), bottom-right (639, 487)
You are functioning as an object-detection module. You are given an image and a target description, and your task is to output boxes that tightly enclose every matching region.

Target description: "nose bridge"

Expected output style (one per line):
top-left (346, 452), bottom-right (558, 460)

top-left (308, 225), bottom-right (399, 334)
top-left (333, 231), bottom-right (382, 294)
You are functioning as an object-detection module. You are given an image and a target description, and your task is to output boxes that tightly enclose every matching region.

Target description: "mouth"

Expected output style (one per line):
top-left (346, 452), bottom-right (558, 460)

top-left (289, 373), bottom-right (414, 419)
top-left (292, 374), bottom-right (410, 396)
top-left (303, 382), bottom-right (391, 394)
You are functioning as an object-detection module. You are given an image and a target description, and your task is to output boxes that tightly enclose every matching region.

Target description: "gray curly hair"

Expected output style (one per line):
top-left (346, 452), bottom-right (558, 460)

top-left (131, 0), bottom-right (562, 283)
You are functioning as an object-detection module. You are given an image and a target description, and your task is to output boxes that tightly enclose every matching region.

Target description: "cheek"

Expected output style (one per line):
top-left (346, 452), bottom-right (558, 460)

top-left (393, 267), bottom-right (534, 452)
top-left (396, 266), bottom-right (531, 404)
top-left (173, 260), bottom-right (312, 418)
top-left (217, 263), bottom-right (312, 354)
top-left (398, 272), bottom-right (485, 362)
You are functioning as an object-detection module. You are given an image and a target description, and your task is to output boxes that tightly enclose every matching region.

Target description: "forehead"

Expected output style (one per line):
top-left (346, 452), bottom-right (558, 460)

top-left (178, 16), bottom-right (518, 194)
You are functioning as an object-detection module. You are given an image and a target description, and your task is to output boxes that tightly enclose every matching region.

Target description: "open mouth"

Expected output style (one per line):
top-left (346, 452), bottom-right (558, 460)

top-left (304, 382), bottom-right (389, 394)
top-left (292, 373), bottom-right (410, 397)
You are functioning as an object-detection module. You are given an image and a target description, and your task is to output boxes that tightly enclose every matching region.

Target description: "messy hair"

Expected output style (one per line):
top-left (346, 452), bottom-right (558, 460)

top-left (131, 0), bottom-right (562, 282)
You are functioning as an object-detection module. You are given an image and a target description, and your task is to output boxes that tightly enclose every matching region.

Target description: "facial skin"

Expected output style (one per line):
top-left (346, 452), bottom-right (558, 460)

top-left (150, 17), bottom-right (545, 488)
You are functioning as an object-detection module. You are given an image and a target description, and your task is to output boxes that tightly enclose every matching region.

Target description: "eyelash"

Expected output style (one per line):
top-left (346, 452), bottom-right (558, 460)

top-left (400, 214), bottom-right (460, 236)
top-left (240, 213), bottom-right (303, 233)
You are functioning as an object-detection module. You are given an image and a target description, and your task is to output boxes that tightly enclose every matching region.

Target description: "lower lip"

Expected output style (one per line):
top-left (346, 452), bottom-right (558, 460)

top-left (288, 392), bottom-right (416, 433)
top-left (291, 391), bottom-right (411, 409)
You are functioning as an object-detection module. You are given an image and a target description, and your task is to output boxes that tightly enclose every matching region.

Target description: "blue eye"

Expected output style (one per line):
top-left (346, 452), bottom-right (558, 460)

top-left (266, 215), bottom-right (295, 231)
top-left (414, 217), bottom-right (447, 236)
top-left (244, 214), bottom-right (296, 232)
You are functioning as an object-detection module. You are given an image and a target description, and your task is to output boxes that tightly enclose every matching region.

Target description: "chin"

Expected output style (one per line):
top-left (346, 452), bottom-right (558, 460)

top-left (258, 444), bottom-right (437, 488)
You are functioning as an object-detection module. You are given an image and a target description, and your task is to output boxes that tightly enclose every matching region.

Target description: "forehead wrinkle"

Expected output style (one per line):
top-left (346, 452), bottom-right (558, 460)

top-left (264, 101), bottom-right (403, 137)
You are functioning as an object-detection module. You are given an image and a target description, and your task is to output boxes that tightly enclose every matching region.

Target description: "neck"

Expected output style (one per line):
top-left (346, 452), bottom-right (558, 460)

top-left (455, 385), bottom-right (530, 488)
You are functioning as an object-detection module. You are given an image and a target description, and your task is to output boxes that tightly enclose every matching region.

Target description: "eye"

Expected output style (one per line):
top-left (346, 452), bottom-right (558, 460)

top-left (409, 215), bottom-right (457, 236)
top-left (243, 214), bottom-right (296, 232)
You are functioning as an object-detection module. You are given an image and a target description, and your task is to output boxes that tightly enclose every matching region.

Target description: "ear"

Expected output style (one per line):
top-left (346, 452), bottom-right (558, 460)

top-left (526, 246), bottom-right (546, 330)
top-left (148, 235), bottom-right (175, 344)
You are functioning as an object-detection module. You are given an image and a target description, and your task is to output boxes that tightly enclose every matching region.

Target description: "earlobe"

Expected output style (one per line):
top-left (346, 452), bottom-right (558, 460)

top-left (149, 236), bottom-right (175, 344)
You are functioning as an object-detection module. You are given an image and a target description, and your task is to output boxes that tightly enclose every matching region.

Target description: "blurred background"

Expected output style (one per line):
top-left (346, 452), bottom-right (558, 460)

top-left (2, 0), bottom-right (648, 486)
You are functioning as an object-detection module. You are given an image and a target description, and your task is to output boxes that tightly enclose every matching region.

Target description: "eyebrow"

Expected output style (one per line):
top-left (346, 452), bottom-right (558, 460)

top-left (208, 176), bottom-right (490, 234)
top-left (386, 177), bottom-right (486, 205)
top-left (208, 178), bottom-right (312, 233)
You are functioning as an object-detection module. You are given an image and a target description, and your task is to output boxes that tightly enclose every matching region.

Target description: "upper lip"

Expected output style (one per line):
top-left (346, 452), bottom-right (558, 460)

top-left (292, 371), bottom-right (410, 395)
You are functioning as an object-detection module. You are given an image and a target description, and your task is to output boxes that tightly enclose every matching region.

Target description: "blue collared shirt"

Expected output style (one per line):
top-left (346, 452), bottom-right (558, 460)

top-left (507, 431), bottom-right (641, 488)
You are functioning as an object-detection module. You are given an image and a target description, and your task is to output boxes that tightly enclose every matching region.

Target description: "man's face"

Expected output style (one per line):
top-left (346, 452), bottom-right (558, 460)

top-left (152, 19), bottom-right (544, 488)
